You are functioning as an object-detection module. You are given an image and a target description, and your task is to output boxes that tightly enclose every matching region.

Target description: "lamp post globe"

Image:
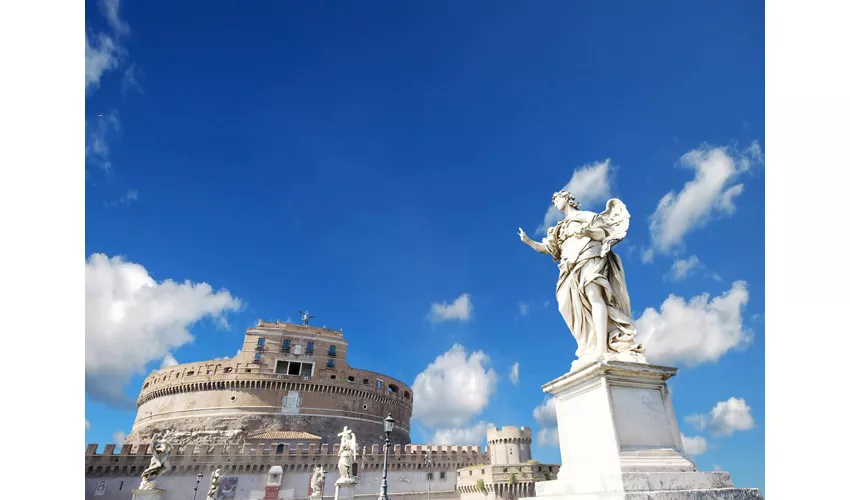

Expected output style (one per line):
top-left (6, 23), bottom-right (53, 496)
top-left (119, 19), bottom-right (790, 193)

top-left (378, 413), bottom-right (395, 500)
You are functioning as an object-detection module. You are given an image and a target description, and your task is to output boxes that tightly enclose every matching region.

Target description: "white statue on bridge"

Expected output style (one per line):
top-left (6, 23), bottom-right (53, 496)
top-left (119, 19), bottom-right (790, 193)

top-left (336, 426), bottom-right (358, 484)
top-left (138, 439), bottom-right (174, 490)
top-left (310, 466), bottom-right (326, 499)
top-left (518, 190), bottom-right (646, 368)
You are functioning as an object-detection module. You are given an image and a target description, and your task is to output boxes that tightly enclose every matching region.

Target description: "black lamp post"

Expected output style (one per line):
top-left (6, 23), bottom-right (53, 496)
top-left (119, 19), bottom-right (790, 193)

top-left (192, 472), bottom-right (204, 500)
top-left (378, 413), bottom-right (395, 500)
top-left (424, 454), bottom-right (435, 500)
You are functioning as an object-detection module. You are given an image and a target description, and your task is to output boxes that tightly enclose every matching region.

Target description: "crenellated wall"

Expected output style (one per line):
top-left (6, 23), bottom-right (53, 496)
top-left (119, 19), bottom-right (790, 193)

top-left (486, 427), bottom-right (533, 465)
top-left (85, 441), bottom-right (488, 500)
top-left (85, 442), bottom-right (488, 477)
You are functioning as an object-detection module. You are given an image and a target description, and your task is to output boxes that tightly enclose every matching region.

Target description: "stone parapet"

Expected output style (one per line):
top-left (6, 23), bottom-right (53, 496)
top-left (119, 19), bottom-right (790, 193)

top-left (85, 442), bottom-right (489, 478)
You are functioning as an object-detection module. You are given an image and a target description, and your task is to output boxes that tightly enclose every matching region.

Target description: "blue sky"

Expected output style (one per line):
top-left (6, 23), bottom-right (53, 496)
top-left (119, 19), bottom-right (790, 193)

top-left (85, 0), bottom-right (764, 491)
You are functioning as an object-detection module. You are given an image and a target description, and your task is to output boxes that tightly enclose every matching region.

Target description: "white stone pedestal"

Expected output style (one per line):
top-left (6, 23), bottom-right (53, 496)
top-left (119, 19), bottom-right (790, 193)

top-left (334, 479), bottom-right (357, 500)
top-left (131, 488), bottom-right (166, 500)
top-left (526, 360), bottom-right (763, 500)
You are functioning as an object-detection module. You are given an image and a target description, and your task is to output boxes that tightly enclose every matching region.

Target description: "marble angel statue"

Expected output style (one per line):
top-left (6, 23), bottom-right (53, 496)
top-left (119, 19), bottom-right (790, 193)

top-left (336, 426), bottom-right (358, 483)
top-left (518, 190), bottom-right (645, 368)
top-left (139, 439), bottom-right (174, 490)
top-left (206, 469), bottom-right (222, 500)
top-left (310, 466), bottom-right (326, 499)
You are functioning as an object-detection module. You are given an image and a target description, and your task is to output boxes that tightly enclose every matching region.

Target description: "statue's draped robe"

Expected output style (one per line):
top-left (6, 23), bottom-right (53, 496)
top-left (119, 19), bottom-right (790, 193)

top-left (544, 211), bottom-right (642, 358)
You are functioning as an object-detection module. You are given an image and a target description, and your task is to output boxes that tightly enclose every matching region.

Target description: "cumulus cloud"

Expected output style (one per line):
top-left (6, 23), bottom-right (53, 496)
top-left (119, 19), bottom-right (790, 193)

top-left (428, 293), bottom-right (473, 323)
top-left (532, 397), bottom-right (559, 447)
top-left (113, 431), bottom-right (127, 444)
top-left (431, 421), bottom-right (494, 445)
top-left (412, 344), bottom-right (497, 427)
top-left (680, 433), bottom-right (707, 456)
top-left (636, 281), bottom-right (752, 367)
top-left (685, 413), bottom-right (707, 431)
top-left (533, 397), bottom-right (558, 426)
top-left (668, 255), bottom-right (701, 281)
top-left (86, 253), bottom-right (242, 408)
top-left (538, 159), bottom-right (612, 233)
top-left (707, 397), bottom-right (756, 436)
top-left (509, 362), bottom-right (520, 385)
top-left (685, 397), bottom-right (756, 438)
top-left (160, 353), bottom-right (179, 369)
top-left (537, 427), bottom-right (560, 447)
top-left (649, 142), bottom-right (763, 253)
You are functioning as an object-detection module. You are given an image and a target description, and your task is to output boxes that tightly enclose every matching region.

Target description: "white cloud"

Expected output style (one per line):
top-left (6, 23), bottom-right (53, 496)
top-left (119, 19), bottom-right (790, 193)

top-left (680, 433), bottom-right (707, 456)
top-left (121, 63), bottom-right (143, 94)
top-left (518, 302), bottom-right (530, 316)
top-left (538, 159), bottom-right (612, 233)
top-left (428, 293), bottom-right (473, 323)
top-left (636, 281), bottom-right (752, 367)
top-left (509, 362), bottom-right (520, 386)
top-left (86, 110), bottom-right (120, 173)
top-left (160, 353), bottom-right (179, 369)
top-left (113, 431), bottom-right (127, 444)
top-left (649, 142), bottom-right (763, 253)
top-left (668, 255), bottom-right (701, 281)
top-left (120, 189), bottom-right (139, 205)
top-left (86, 419), bottom-right (91, 430)
top-left (85, 33), bottom-right (120, 91)
top-left (101, 0), bottom-right (130, 36)
top-left (412, 344), bottom-right (497, 427)
top-left (685, 413), bottom-right (707, 431)
top-left (86, 253), bottom-right (242, 408)
top-left (707, 397), bottom-right (756, 436)
top-left (533, 398), bottom-right (558, 427)
top-left (640, 247), bottom-right (654, 264)
top-left (431, 421), bottom-right (494, 445)
top-left (536, 427), bottom-right (560, 447)
top-left (532, 397), bottom-right (559, 447)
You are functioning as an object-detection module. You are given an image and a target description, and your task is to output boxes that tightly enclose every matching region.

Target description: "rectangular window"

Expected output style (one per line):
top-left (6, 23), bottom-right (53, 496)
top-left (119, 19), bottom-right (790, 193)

top-left (439, 471), bottom-right (446, 480)
top-left (275, 360), bottom-right (288, 374)
top-left (282, 339), bottom-right (291, 352)
top-left (257, 337), bottom-right (266, 347)
top-left (426, 473), bottom-right (434, 481)
top-left (376, 379), bottom-right (383, 389)
top-left (306, 342), bottom-right (314, 354)
top-left (327, 359), bottom-right (335, 368)
top-left (254, 352), bottom-right (262, 360)
top-left (328, 345), bottom-right (336, 357)
top-left (301, 362), bottom-right (313, 376)
top-left (294, 344), bottom-right (302, 355)
top-left (288, 362), bottom-right (301, 375)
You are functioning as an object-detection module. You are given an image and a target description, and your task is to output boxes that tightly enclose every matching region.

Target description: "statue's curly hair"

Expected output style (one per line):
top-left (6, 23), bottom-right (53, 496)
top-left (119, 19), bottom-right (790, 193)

top-left (552, 190), bottom-right (580, 209)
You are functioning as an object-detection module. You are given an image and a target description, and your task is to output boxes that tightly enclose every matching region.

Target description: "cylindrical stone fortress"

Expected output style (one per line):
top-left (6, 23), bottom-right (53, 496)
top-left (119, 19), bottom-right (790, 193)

top-left (126, 321), bottom-right (413, 447)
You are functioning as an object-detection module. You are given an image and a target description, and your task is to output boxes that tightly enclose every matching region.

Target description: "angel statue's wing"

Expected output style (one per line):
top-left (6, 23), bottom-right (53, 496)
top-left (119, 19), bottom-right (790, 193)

top-left (598, 198), bottom-right (630, 256)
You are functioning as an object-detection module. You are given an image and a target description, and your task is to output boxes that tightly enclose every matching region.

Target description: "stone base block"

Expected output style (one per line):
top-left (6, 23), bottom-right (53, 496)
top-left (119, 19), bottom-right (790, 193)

top-left (528, 472), bottom-right (763, 500)
top-left (334, 481), bottom-right (356, 500)
top-left (131, 488), bottom-right (166, 500)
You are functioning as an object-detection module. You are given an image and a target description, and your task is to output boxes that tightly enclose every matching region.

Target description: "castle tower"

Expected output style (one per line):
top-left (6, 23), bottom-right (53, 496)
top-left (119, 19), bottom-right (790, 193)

top-left (487, 426), bottom-right (533, 465)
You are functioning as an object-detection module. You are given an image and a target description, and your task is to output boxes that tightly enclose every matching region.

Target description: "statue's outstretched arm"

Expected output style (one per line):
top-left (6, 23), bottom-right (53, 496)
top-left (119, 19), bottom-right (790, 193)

top-left (518, 228), bottom-right (550, 255)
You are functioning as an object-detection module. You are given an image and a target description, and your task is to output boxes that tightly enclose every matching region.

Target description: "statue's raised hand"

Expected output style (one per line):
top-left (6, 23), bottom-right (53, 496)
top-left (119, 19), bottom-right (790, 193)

top-left (518, 227), bottom-right (530, 243)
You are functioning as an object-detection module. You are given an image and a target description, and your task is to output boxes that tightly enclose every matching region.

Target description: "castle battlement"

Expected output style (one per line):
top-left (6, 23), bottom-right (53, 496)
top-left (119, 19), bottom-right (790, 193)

top-left (85, 442), bottom-right (490, 479)
top-left (86, 442), bottom-right (486, 458)
top-left (486, 426), bottom-right (532, 444)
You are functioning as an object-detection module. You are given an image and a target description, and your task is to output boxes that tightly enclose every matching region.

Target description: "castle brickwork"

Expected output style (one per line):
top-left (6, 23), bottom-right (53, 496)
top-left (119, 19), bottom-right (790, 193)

top-left (126, 321), bottom-right (413, 447)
